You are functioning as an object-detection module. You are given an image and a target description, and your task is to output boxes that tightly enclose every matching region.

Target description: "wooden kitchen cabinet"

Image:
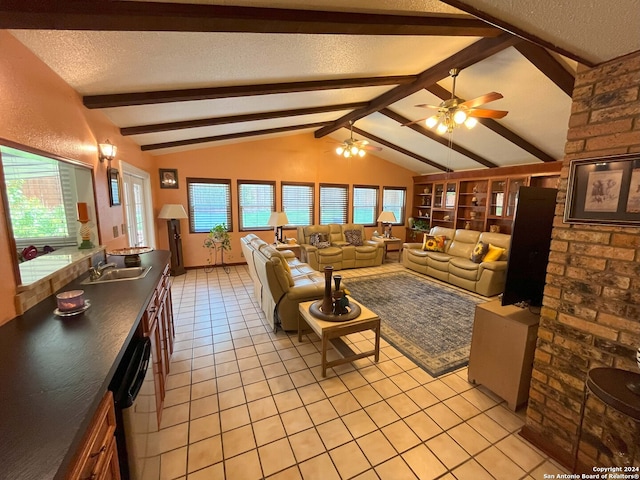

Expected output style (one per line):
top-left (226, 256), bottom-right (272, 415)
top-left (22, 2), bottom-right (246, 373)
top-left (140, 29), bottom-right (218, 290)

top-left (139, 262), bottom-right (174, 426)
top-left (66, 391), bottom-right (120, 480)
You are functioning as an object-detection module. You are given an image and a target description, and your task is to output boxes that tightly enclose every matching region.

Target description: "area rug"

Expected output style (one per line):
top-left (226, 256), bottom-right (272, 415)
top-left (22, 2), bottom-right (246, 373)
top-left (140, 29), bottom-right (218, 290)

top-left (345, 271), bottom-right (485, 377)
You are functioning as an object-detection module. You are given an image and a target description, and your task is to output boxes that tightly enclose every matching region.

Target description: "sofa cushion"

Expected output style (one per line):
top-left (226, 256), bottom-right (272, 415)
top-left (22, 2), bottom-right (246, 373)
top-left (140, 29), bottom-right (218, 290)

top-left (422, 234), bottom-right (445, 252)
top-left (344, 229), bottom-right (364, 246)
top-left (317, 246), bottom-right (343, 257)
top-left (470, 241), bottom-right (490, 263)
top-left (484, 243), bottom-right (506, 262)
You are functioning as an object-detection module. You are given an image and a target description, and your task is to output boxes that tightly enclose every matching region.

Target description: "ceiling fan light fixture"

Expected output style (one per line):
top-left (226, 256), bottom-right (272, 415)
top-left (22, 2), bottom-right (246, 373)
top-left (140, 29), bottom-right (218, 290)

top-left (350, 145), bottom-right (359, 156)
top-left (336, 146), bottom-right (344, 155)
top-left (426, 116), bottom-right (438, 128)
top-left (436, 122), bottom-right (449, 135)
top-left (453, 109), bottom-right (467, 124)
top-left (464, 117), bottom-right (478, 129)
top-left (358, 149), bottom-right (366, 157)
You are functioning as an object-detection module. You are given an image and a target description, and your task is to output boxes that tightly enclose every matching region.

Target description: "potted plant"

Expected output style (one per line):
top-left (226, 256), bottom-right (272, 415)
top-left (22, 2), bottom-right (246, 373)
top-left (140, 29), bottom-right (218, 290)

top-left (413, 219), bottom-right (429, 231)
top-left (203, 223), bottom-right (231, 272)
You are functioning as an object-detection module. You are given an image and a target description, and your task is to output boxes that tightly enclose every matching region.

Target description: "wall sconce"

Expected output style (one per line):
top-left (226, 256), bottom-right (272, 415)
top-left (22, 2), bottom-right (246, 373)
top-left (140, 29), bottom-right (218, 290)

top-left (98, 140), bottom-right (117, 164)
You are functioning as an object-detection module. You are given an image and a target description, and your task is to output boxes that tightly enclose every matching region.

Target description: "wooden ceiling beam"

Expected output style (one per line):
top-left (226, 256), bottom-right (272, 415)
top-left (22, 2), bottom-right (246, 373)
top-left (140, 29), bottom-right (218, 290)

top-left (140, 121), bottom-right (330, 151)
top-left (0, 1), bottom-right (501, 37)
top-left (121, 102), bottom-right (368, 136)
top-left (314, 33), bottom-right (520, 138)
top-left (380, 108), bottom-right (498, 169)
top-left (514, 42), bottom-right (575, 97)
top-left (84, 76), bottom-right (417, 108)
top-left (439, 0), bottom-right (594, 67)
top-left (350, 126), bottom-right (449, 172)
top-left (426, 84), bottom-right (557, 162)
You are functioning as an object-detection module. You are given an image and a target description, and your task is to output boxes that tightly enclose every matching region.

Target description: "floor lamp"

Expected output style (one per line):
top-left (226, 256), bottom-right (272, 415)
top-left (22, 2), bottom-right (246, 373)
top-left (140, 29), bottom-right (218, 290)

top-left (377, 211), bottom-right (397, 238)
top-left (158, 204), bottom-right (188, 276)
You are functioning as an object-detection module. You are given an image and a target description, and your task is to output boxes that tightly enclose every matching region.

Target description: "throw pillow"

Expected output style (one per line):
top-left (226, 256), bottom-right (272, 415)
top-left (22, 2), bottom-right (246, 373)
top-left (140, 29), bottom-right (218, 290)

top-left (314, 233), bottom-right (330, 249)
top-left (308, 232), bottom-right (320, 246)
top-left (470, 241), bottom-right (489, 263)
top-left (344, 229), bottom-right (363, 246)
top-left (483, 243), bottom-right (506, 262)
top-left (422, 234), bottom-right (445, 252)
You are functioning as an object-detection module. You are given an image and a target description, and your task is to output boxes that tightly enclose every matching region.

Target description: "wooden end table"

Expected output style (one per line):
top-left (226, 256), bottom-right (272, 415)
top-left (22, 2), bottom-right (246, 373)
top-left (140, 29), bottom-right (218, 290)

top-left (298, 299), bottom-right (381, 377)
top-left (371, 236), bottom-right (403, 261)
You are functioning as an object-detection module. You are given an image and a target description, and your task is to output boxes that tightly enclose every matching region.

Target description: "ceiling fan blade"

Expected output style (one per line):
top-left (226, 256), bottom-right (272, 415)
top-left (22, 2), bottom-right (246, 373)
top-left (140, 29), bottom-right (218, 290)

top-left (413, 103), bottom-right (441, 110)
top-left (363, 145), bottom-right (382, 151)
top-left (459, 92), bottom-right (503, 109)
top-left (401, 116), bottom-right (432, 127)
top-left (468, 108), bottom-right (508, 119)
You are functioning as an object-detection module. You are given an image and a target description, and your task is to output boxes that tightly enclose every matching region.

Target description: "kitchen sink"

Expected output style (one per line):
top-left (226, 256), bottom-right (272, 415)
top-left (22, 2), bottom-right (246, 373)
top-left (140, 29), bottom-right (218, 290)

top-left (81, 266), bottom-right (152, 285)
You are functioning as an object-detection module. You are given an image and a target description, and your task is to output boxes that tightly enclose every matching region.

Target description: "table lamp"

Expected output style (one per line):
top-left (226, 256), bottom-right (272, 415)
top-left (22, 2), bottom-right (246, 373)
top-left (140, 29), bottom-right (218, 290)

top-left (158, 204), bottom-right (188, 276)
top-left (267, 211), bottom-right (289, 244)
top-left (377, 211), bottom-right (397, 238)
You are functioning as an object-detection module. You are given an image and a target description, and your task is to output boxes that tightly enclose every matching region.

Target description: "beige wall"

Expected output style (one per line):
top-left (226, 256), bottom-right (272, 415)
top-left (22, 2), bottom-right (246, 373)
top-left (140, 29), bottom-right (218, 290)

top-left (152, 133), bottom-right (416, 267)
top-left (0, 31), bottom-right (156, 324)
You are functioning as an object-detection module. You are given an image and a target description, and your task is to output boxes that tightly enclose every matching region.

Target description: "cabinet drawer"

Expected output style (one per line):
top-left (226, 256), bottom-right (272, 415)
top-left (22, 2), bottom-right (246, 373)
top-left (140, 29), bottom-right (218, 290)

top-left (66, 391), bottom-right (118, 480)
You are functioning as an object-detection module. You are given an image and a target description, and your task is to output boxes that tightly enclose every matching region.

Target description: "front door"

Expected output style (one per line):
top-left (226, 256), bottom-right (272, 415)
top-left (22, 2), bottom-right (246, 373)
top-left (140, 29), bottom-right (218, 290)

top-left (123, 172), bottom-right (150, 247)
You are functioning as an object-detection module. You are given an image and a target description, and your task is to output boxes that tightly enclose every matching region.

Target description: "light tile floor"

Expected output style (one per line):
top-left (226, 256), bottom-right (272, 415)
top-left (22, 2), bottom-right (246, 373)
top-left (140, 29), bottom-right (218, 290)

top-left (156, 258), bottom-right (569, 480)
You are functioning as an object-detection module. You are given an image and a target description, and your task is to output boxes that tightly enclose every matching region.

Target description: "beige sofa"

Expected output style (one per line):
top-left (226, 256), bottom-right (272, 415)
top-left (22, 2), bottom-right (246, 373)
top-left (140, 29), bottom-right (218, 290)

top-left (296, 223), bottom-right (384, 271)
top-left (402, 226), bottom-right (511, 297)
top-left (241, 234), bottom-right (327, 331)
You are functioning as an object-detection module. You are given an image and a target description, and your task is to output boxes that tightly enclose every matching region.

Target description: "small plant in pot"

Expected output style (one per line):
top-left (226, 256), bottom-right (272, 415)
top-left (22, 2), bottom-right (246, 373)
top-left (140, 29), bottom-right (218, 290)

top-left (203, 223), bottom-right (231, 272)
top-left (413, 219), bottom-right (429, 231)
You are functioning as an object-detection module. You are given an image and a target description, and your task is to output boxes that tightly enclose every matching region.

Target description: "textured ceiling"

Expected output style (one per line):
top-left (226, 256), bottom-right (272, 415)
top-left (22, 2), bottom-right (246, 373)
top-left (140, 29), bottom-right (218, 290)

top-left (6, 0), bottom-right (629, 174)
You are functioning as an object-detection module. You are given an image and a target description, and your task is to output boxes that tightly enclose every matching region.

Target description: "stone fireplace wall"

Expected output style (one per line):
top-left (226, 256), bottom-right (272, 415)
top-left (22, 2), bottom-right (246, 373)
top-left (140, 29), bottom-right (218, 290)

top-left (522, 51), bottom-right (640, 470)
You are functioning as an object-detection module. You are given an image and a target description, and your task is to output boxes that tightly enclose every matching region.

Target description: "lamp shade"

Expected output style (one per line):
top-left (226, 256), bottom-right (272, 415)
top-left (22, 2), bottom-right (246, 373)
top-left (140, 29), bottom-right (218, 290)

top-left (267, 211), bottom-right (289, 227)
top-left (377, 211), bottom-right (397, 223)
top-left (158, 204), bottom-right (188, 219)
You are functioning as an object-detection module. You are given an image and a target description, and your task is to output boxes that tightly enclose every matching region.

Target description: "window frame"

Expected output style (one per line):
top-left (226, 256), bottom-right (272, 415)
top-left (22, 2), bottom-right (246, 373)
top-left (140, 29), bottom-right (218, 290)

top-left (237, 179), bottom-right (276, 232)
top-left (281, 182), bottom-right (314, 227)
top-left (382, 186), bottom-right (407, 225)
top-left (186, 177), bottom-right (232, 234)
top-left (352, 184), bottom-right (379, 227)
top-left (319, 183), bottom-right (349, 225)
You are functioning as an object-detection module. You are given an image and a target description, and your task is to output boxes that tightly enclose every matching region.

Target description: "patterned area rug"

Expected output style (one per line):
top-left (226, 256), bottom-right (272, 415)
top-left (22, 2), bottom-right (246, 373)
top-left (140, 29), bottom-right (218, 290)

top-left (346, 271), bottom-right (485, 377)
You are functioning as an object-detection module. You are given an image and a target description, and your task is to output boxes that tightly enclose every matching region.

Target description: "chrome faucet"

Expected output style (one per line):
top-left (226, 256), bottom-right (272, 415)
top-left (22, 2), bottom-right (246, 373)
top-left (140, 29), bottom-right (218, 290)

top-left (89, 261), bottom-right (117, 281)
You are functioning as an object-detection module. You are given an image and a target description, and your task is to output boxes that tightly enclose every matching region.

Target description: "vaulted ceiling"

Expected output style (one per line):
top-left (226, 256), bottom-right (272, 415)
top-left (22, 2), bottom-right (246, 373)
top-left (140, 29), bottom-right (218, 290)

top-left (3, 1), bottom-right (639, 174)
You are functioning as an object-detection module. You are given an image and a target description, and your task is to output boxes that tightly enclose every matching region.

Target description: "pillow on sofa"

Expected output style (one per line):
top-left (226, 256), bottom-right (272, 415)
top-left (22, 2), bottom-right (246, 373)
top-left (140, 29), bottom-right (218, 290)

top-left (344, 229), bottom-right (364, 246)
top-left (309, 232), bottom-right (330, 249)
top-left (422, 234), bottom-right (445, 252)
top-left (483, 243), bottom-right (506, 262)
top-left (470, 241), bottom-right (489, 263)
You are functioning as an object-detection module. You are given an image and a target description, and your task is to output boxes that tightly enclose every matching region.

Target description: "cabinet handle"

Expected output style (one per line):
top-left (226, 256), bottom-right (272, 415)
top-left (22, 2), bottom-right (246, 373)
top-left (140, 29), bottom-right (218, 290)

top-left (148, 306), bottom-right (157, 313)
top-left (89, 444), bottom-right (107, 458)
top-left (83, 445), bottom-right (106, 480)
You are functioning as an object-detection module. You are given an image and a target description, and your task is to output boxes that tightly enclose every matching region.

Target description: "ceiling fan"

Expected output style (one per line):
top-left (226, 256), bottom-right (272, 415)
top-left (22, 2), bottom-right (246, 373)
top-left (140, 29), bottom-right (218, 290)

top-left (334, 121), bottom-right (382, 158)
top-left (404, 68), bottom-right (508, 134)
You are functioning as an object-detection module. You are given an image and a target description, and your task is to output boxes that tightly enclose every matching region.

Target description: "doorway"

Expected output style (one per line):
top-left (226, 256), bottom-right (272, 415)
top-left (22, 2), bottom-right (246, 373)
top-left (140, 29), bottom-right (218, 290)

top-left (119, 161), bottom-right (156, 249)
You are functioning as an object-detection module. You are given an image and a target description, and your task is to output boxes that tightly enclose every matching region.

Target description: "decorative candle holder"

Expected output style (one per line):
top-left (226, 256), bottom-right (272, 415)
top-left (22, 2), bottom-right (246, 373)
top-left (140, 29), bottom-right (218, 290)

top-left (78, 220), bottom-right (94, 249)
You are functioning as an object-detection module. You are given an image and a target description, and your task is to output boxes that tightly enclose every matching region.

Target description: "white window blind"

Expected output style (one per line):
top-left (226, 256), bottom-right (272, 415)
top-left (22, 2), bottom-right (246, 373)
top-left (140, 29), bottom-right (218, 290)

top-left (282, 183), bottom-right (313, 226)
top-left (1, 146), bottom-right (78, 249)
top-left (320, 184), bottom-right (348, 225)
top-left (382, 187), bottom-right (406, 224)
top-left (353, 185), bottom-right (379, 226)
top-left (187, 178), bottom-right (232, 233)
top-left (238, 181), bottom-right (275, 230)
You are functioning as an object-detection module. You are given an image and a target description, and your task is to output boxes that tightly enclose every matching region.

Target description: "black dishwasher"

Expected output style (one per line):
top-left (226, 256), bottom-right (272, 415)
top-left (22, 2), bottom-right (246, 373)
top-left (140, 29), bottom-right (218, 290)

top-left (110, 336), bottom-right (160, 480)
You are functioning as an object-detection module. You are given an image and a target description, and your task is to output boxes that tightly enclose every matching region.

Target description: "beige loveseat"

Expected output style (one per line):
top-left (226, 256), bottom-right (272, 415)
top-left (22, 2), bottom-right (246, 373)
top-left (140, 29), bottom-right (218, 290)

top-left (296, 223), bottom-right (384, 271)
top-left (241, 234), bottom-right (327, 331)
top-left (402, 226), bottom-right (511, 297)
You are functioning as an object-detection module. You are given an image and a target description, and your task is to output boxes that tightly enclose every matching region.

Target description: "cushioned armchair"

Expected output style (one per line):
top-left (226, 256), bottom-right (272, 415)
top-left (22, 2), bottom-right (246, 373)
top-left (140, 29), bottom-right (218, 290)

top-left (296, 223), bottom-right (384, 271)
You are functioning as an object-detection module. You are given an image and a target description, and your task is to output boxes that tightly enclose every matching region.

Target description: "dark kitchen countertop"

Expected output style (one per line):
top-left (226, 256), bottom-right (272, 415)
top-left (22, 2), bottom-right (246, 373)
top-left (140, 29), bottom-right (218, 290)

top-left (0, 250), bottom-right (171, 480)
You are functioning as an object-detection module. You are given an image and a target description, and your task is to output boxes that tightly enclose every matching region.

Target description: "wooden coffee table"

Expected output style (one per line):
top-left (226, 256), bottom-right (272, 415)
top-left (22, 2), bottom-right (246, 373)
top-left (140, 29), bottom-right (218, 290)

top-left (298, 299), bottom-right (381, 377)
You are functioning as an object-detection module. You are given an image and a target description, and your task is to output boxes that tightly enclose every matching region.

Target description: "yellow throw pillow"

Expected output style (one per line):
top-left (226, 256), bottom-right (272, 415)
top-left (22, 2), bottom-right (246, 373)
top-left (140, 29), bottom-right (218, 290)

top-left (483, 243), bottom-right (506, 262)
top-left (422, 234), bottom-right (445, 252)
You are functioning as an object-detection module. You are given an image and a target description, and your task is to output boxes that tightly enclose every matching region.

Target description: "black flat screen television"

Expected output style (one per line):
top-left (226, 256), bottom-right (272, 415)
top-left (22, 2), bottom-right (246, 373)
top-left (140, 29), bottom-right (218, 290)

top-left (501, 186), bottom-right (558, 307)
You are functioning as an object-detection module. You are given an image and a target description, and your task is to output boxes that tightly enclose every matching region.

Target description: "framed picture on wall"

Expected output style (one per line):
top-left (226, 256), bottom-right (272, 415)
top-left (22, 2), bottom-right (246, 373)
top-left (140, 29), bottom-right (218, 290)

top-left (160, 168), bottom-right (179, 189)
top-left (108, 167), bottom-right (121, 206)
top-left (564, 153), bottom-right (640, 226)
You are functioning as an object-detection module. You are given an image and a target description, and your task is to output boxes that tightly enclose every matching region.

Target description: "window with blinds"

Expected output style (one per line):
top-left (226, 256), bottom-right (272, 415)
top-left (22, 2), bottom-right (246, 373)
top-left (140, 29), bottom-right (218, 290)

top-left (382, 186), bottom-right (406, 224)
top-left (353, 185), bottom-right (379, 226)
top-left (238, 180), bottom-right (275, 230)
top-left (187, 178), bottom-right (232, 233)
top-left (282, 183), bottom-right (314, 226)
top-left (1, 145), bottom-right (78, 249)
top-left (319, 184), bottom-right (348, 225)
